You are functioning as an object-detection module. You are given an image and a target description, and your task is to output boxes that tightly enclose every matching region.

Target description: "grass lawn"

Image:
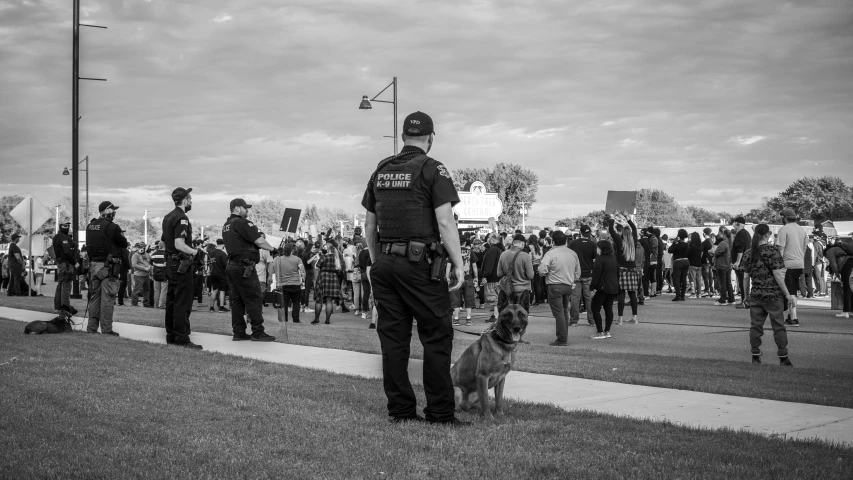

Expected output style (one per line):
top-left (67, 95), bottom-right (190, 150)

top-left (1, 319), bottom-right (851, 479)
top-left (4, 295), bottom-right (853, 409)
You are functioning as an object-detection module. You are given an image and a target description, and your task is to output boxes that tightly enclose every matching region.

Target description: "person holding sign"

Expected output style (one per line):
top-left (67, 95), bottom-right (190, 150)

top-left (607, 213), bottom-right (641, 324)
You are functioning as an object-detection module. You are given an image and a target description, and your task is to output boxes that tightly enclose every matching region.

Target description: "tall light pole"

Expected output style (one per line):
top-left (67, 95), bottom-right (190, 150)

top-left (72, 0), bottom-right (106, 299)
top-left (359, 77), bottom-right (398, 154)
top-left (63, 155), bottom-right (89, 221)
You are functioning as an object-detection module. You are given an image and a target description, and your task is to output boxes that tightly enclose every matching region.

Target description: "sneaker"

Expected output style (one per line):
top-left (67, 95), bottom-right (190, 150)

top-left (232, 333), bottom-right (252, 341)
top-left (368, 323), bottom-right (376, 329)
top-left (209, 307), bottom-right (216, 312)
top-left (752, 355), bottom-right (761, 364)
top-left (304, 307), bottom-right (314, 313)
top-left (361, 313), bottom-right (367, 319)
top-left (713, 301), bottom-right (727, 306)
top-left (836, 312), bottom-right (850, 318)
top-left (590, 332), bottom-right (606, 340)
top-left (452, 318), bottom-right (460, 326)
top-left (625, 318), bottom-right (637, 324)
top-left (779, 357), bottom-right (793, 367)
top-left (354, 310), bottom-right (361, 316)
top-left (549, 340), bottom-right (568, 346)
top-left (251, 332), bottom-right (275, 342)
top-left (465, 318), bottom-right (473, 326)
top-left (486, 315), bottom-right (496, 323)
top-left (604, 331), bottom-right (612, 338)
top-left (219, 307), bottom-right (230, 313)
top-left (789, 319), bottom-right (800, 327)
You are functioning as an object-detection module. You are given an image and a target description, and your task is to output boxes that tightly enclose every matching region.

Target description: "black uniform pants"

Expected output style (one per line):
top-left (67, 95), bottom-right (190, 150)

top-left (226, 263), bottom-right (266, 335)
top-left (371, 253), bottom-right (455, 422)
top-left (165, 258), bottom-right (194, 344)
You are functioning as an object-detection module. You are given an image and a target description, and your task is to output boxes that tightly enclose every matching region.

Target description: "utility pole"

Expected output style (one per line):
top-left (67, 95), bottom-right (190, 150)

top-left (519, 202), bottom-right (528, 233)
top-left (54, 204), bottom-right (62, 234)
top-left (70, 0), bottom-right (106, 299)
top-left (143, 210), bottom-right (148, 245)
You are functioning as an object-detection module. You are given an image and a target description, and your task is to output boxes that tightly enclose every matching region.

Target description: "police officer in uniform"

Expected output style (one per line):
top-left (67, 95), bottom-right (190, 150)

top-left (52, 220), bottom-right (79, 314)
top-left (362, 111), bottom-right (467, 425)
top-left (85, 201), bottom-right (129, 335)
top-left (162, 187), bottom-right (203, 349)
top-left (223, 198), bottom-right (276, 342)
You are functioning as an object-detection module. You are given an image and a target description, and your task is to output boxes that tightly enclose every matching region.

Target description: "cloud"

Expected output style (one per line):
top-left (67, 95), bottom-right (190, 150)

top-left (729, 135), bottom-right (767, 146)
top-left (1, 0), bottom-right (852, 227)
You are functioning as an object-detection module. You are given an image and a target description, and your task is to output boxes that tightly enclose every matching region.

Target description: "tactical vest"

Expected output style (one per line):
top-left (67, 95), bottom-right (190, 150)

top-left (222, 215), bottom-right (261, 263)
top-left (371, 153), bottom-right (439, 244)
top-left (85, 218), bottom-right (119, 260)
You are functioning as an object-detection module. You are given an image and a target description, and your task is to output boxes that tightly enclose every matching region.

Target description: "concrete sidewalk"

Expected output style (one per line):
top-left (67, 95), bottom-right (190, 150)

top-left (3, 306), bottom-right (851, 447)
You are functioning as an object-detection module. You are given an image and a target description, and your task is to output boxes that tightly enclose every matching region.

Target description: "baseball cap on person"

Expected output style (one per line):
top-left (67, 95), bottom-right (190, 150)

top-left (11, 233), bottom-right (21, 240)
top-left (580, 225), bottom-right (591, 234)
top-left (732, 216), bottom-right (746, 225)
top-left (780, 208), bottom-right (797, 218)
top-left (402, 111), bottom-right (434, 136)
top-left (171, 187), bottom-right (192, 203)
top-left (230, 198), bottom-right (252, 210)
top-left (512, 233), bottom-right (527, 243)
top-left (98, 201), bottom-right (119, 213)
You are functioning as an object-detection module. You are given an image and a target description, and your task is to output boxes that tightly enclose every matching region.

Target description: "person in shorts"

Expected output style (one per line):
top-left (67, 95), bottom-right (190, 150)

top-left (450, 241), bottom-right (477, 326)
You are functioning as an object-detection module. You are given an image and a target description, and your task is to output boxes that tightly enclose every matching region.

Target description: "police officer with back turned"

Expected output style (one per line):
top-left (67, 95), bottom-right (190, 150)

top-left (223, 198), bottom-right (276, 342)
top-left (85, 201), bottom-right (129, 335)
top-left (362, 111), bottom-right (467, 426)
top-left (53, 220), bottom-right (79, 314)
top-left (162, 187), bottom-right (203, 349)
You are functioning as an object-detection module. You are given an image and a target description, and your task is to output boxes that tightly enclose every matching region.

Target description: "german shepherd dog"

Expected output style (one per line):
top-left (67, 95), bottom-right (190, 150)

top-left (23, 305), bottom-right (78, 335)
top-left (451, 290), bottom-right (529, 419)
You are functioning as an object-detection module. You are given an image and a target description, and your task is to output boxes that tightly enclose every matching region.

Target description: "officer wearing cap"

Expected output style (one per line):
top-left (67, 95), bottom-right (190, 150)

top-left (52, 220), bottom-right (79, 312)
top-left (85, 200), bottom-right (129, 335)
top-left (362, 111), bottom-right (467, 425)
top-left (162, 187), bottom-right (204, 349)
top-left (222, 198), bottom-right (277, 342)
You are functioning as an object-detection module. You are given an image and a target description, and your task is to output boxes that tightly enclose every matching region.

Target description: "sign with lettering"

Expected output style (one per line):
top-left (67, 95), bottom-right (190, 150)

top-left (453, 181), bottom-right (503, 221)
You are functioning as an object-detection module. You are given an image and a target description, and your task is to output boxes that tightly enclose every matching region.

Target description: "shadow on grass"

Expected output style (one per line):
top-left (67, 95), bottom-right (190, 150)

top-left (1, 319), bottom-right (852, 479)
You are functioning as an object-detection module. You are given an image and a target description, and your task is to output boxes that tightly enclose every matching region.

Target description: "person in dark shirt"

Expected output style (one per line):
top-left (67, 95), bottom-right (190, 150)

top-left (52, 221), bottom-right (78, 311)
top-left (743, 223), bottom-right (794, 366)
top-left (701, 228), bottom-right (715, 297)
top-left (569, 225), bottom-right (598, 326)
top-left (357, 243), bottom-right (372, 324)
top-left (730, 216), bottom-right (752, 308)
top-left (206, 243), bottom-right (229, 312)
top-left (480, 233), bottom-right (505, 323)
top-left (150, 240), bottom-right (168, 309)
top-left (300, 239), bottom-right (316, 314)
top-left (668, 229), bottom-right (690, 301)
top-left (162, 187), bottom-right (204, 349)
top-left (687, 232), bottom-right (704, 298)
top-left (590, 239), bottom-right (619, 339)
top-left (607, 215), bottom-right (640, 324)
top-left (6, 233), bottom-right (24, 296)
top-left (85, 201), bottom-right (129, 335)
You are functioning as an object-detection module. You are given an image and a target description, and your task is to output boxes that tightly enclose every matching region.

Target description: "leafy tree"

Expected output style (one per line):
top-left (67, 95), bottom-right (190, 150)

top-left (684, 205), bottom-right (729, 226)
top-left (451, 163), bottom-right (539, 232)
top-left (555, 210), bottom-right (607, 230)
top-left (634, 189), bottom-right (694, 227)
top-left (247, 199), bottom-right (287, 235)
top-left (301, 204), bottom-right (360, 237)
top-left (765, 176), bottom-right (853, 223)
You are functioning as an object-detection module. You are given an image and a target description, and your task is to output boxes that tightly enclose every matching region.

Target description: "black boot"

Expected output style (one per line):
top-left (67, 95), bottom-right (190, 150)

top-left (779, 357), bottom-right (793, 367)
top-left (752, 355), bottom-right (761, 364)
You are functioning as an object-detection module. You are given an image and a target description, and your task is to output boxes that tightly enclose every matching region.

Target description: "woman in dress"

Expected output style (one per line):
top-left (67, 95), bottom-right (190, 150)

top-left (313, 239), bottom-right (344, 324)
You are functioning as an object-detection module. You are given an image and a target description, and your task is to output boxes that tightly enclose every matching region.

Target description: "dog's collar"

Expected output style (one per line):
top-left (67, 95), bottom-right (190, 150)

top-left (490, 329), bottom-right (519, 350)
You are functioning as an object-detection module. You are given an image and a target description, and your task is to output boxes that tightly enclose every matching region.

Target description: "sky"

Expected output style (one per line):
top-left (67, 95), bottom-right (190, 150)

top-left (1, 0), bottom-right (852, 229)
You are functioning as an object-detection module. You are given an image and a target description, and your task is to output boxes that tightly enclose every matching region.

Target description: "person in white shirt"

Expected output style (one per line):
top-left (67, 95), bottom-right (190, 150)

top-left (256, 232), bottom-right (273, 307)
top-left (775, 208), bottom-right (809, 327)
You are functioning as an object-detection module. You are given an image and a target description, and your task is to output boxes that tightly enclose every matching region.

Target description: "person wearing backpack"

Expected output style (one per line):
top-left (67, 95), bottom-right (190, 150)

top-left (538, 230), bottom-right (581, 347)
top-left (497, 234), bottom-right (535, 312)
top-left (825, 241), bottom-right (853, 318)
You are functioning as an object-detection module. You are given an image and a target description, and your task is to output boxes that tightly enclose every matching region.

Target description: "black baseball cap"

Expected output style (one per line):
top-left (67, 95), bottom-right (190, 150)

top-left (98, 201), bottom-right (119, 212)
top-left (579, 225), bottom-right (591, 234)
top-left (230, 198), bottom-right (252, 210)
top-left (732, 216), bottom-right (746, 225)
top-left (11, 232), bottom-right (21, 240)
top-left (171, 187), bottom-right (192, 203)
top-left (59, 220), bottom-right (71, 226)
top-left (402, 111), bottom-right (434, 136)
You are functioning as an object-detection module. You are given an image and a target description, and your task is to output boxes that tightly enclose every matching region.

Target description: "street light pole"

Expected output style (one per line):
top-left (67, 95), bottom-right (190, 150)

top-left (359, 77), bottom-right (398, 154)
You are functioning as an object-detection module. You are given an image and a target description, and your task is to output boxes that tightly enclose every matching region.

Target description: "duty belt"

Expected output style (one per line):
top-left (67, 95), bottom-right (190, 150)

top-left (381, 242), bottom-right (409, 256)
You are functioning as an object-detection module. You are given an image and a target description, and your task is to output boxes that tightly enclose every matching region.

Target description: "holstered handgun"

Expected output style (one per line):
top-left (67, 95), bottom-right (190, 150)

top-left (174, 253), bottom-right (194, 275)
top-left (429, 243), bottom-right (448, 283)
top-left (242, 258), bottom-right (256, 278)
top-left (106, 254), bottom-right (122, 278)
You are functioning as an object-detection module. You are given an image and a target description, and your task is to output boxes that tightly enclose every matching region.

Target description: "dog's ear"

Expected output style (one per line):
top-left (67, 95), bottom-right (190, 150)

top-left (498, 290), bottom-right (509, 313)
top-left (519, 289), bottom-right (531, 313)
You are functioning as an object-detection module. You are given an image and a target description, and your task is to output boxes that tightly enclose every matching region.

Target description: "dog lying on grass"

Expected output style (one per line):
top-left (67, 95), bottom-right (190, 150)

top-left (23, 305), bottom-right (78, 335)
top-left (451, 290), bottom-right (529, 419)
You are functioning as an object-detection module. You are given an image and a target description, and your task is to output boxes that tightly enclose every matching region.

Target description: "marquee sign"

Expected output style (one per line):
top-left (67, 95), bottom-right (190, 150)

top-left (453, 181), bottom-right (503, 221)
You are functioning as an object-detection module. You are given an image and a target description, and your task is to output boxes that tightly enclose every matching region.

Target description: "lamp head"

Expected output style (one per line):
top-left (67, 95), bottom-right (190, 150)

top-left (62, 168), bottom-right (70, 176)
top-left (358, 96), bottom-right (372, 110)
